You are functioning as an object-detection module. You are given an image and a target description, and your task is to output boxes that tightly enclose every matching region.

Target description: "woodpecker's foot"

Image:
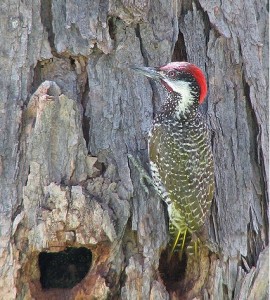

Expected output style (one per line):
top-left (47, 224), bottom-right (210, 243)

top-left (127, 154), bottom-right (153, 195)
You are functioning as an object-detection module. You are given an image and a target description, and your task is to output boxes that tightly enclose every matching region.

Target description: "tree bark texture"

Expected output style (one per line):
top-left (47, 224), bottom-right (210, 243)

top-left (0, 0), bottom-right (268, 299)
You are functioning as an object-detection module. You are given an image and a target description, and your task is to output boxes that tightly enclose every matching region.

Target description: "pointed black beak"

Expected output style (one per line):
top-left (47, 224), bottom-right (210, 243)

top-left (131, 66), bottom-right (163, 80)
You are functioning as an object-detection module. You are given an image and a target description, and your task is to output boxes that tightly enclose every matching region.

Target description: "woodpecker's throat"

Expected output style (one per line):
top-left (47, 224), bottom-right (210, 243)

top-left (160, 80), bottom-right (200, 120)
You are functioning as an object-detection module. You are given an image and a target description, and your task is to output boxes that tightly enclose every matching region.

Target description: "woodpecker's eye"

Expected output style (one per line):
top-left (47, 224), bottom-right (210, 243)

top-left (167, 70), bottom-right (177, 78)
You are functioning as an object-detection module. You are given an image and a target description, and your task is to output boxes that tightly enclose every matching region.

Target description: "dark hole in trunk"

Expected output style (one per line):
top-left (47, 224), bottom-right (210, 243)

top-left (39, 247), bottom-right (92, 289)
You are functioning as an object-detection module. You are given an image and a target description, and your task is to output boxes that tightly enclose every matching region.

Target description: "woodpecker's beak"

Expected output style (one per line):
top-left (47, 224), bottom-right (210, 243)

top-left (131, 66), bottom-right (163, 80)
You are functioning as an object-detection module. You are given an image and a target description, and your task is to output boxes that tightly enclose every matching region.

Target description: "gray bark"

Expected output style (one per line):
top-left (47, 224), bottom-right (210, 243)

top-left (0, 0), bottom-right (268, 299)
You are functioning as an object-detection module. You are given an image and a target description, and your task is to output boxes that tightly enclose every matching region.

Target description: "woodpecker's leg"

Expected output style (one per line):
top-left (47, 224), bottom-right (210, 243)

top-left (127, 154), bottom-right (154, 194)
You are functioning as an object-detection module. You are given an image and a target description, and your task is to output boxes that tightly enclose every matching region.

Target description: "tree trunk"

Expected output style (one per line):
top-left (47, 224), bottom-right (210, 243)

top-left (0, 0), bottom-right (268, 299)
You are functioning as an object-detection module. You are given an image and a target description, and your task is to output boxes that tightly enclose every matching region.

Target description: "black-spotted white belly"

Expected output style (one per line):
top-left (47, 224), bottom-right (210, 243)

top-left (148, 117), bottom-right (214, 233)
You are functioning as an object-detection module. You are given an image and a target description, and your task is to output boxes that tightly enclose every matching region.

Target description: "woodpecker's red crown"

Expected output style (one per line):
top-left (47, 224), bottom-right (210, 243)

top-left (159, 62), bottom-right (207, 104)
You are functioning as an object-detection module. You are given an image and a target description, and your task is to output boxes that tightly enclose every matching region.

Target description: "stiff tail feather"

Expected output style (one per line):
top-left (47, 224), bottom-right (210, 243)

top-left (168, 223), bottom-right (201, 261)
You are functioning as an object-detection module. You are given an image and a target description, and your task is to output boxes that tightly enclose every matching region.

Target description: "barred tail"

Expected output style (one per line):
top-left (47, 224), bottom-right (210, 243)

top-left (168, 222), bottom-right (201, 261)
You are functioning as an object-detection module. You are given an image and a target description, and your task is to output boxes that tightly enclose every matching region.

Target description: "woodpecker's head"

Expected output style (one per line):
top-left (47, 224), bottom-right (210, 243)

top-left (132, 62), bottom-right (207, 118)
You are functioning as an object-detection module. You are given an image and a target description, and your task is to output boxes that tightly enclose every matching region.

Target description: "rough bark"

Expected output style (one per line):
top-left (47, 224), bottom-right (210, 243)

top-left (0, 0), bottom-right (268, 300)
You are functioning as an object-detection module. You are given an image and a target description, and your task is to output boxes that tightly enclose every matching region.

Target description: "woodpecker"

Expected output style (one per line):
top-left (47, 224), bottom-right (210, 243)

top-left (132, 62), bottom-right (214, 258)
